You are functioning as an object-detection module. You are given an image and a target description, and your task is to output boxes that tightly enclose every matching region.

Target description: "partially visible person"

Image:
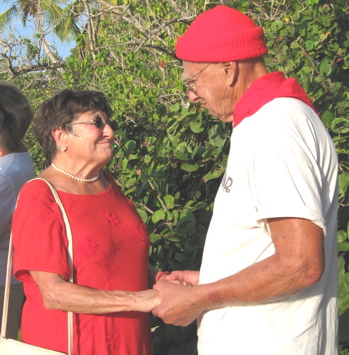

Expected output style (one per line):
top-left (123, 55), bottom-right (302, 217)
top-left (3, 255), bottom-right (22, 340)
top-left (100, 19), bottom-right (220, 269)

top-left (0, 81), bottom-right (35, 339)
top-left (12, 89), bottom-right (161, 354)
top-left (152, 6), bottom-right (338, 355)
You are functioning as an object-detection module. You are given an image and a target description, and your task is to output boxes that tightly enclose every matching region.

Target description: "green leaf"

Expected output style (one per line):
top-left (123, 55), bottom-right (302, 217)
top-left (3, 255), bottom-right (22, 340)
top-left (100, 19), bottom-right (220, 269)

top-left (202, 166), bottom-right (225, 182)
top-left (181, 162), bottom-right (199, 172)
top-left (339, 273), bottom-right (349, 315)
top-left (321, 110), bottom-right (334, 127)
top-left (338, 230), bottom-right (348, 244)
top-left (136, 208), bottom-right (148, 223)
top-left (164, 195), bottom-right (175, 209)
top-left (319, 60), bottom-right (332, 76)
top-left (338, 173), bottom-right (349, 201)
top-left (176, 210), bottom-right (197, 236)
top-left (149, 233), bottom-right (162, 243)
top-left (304, 40), bottom-right (314, 51)
top-left (124, 140), bottom-right (137, 154)
top-left (271, 20), bottom-right (284, 31)
top-left (338, 242), bottom-right (349, 252)
top-left (190, 121), bottom-right (205, 133)
top-left (176, 151), bottom-right (190, 161)
top-left (338, 256), bottom-right (346, 276)
top-left (332, 117), bottom-right (349, 133)
top-left (152, 209), bottom-right (166, 223)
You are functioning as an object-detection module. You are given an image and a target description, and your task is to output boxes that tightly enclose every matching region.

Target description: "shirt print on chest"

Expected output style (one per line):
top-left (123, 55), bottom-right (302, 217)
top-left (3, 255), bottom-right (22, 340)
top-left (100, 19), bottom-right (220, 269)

top-left (221, 172), bottom-right (233, 193)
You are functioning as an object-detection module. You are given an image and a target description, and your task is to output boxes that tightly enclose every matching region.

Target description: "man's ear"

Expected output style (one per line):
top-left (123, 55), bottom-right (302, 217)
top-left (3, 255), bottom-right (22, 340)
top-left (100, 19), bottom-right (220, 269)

top-left (223, 61), bottom-right (238, 86)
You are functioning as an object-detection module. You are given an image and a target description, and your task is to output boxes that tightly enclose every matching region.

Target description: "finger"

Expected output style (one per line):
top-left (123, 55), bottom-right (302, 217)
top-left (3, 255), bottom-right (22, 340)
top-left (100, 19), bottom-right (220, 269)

top-left (153, 284), bottom-right (161, 291)
top-left (165, 272), bottom-right (182, 281)
top-left (167, 280), bottom-right (183, 285)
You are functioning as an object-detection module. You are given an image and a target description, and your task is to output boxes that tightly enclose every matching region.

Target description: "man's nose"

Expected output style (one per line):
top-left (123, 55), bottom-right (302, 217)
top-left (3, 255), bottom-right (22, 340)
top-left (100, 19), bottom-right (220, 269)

top-left (188, 90), bottom-right (199, 103)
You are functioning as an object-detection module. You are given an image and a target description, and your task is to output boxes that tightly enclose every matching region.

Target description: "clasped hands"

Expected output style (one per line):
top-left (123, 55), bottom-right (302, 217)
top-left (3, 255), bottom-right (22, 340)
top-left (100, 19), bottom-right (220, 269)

top-left (151, 270), bottom-right (202, 326)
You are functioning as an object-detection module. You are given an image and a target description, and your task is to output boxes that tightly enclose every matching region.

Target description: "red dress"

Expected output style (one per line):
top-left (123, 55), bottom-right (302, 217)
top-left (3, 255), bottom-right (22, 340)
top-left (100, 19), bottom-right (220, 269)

top-left (12, 173), bottom-right (153, 355)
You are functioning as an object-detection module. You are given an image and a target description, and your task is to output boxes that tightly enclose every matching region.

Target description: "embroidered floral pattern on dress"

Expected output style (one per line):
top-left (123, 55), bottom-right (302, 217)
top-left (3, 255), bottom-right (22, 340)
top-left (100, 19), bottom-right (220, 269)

top-left (78, 237), bottom-right (99, 259)
top-left (106, 329), bottom-right (121, 352)
top-left (77, 210), bottom-right (148, 281)
top-left (77, 211), bottom-right (149, 281)
top-left (104, 212), bottom-right (120, 227)
top-left (94, 229), bottom-right (123, 281)
top-left (78, 317), bottom-right (121, 354)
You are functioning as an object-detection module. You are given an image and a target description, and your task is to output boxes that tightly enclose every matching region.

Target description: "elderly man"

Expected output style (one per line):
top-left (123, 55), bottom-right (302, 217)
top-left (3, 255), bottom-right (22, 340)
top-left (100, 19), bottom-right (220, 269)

top-left (152, 5), bottom-right (338, 355)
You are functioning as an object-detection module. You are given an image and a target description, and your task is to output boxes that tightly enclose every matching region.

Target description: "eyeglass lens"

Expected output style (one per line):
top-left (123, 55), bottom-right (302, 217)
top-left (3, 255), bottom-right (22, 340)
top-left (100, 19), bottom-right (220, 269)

top-left (94, 116), bottom-right (117, 132)
top-left (94, 116), bottom-right (104, 128)
top-left (184, 63), bottom-right (211, 93)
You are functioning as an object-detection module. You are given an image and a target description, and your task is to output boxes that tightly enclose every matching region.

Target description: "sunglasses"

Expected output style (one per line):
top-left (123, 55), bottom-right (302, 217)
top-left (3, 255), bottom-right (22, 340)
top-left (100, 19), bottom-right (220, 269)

top-left (67, 116), bottom-right (118, 132)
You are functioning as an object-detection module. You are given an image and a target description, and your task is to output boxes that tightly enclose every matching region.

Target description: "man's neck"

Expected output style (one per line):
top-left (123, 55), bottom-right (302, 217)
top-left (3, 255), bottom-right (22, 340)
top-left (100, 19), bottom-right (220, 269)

top-left (239, 58), bottom-right (269, 93)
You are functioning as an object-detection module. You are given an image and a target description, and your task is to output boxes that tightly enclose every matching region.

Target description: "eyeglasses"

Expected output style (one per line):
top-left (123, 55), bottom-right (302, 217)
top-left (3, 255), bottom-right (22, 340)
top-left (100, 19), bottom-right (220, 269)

top-left (67, 116), bottom-right (117, 132)
top-left (183, 63), bottom-right (211, 94)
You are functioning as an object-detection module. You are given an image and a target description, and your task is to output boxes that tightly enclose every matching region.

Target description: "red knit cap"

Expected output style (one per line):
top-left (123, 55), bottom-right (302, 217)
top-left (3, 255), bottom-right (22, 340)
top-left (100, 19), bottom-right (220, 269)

top-left (176, 6), bottom-right (268, 62)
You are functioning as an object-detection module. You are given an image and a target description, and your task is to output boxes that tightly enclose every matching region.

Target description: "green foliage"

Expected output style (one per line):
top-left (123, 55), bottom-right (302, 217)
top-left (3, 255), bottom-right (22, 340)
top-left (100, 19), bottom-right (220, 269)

top-left (7, 0), bottom-right (349, 353)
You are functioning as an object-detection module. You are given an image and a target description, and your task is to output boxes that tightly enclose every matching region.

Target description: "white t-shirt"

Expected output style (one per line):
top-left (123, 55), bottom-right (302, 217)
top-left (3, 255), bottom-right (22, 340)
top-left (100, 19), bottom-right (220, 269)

top-left (198, 98), bottom-right (338, 355)
top-left (0, 152), bottom-right (35, 285)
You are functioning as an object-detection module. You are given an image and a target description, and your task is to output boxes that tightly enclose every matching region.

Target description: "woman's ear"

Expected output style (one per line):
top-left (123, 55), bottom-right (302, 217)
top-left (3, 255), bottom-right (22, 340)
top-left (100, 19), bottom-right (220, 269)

top-left (52, 126), bottom-right (69, 148)
top-left (223, 61), bottom-right (238, 86)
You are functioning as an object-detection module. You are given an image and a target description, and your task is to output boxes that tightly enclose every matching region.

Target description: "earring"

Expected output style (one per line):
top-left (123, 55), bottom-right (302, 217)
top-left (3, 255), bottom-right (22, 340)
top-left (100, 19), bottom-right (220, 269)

top-left (58, 146), bottom-right (67, 152)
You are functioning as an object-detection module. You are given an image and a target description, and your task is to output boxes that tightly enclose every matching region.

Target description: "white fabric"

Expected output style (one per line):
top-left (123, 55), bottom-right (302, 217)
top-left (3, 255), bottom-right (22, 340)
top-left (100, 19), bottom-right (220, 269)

top-left (0, 152), bottom-right (35, 285)
top-left (198, 98), bottom-right (338, 355)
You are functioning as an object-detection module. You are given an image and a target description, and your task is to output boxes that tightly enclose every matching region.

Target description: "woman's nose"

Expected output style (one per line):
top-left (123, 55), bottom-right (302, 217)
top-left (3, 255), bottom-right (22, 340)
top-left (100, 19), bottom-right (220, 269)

top-left (104, 123), bottom-right (115, 138)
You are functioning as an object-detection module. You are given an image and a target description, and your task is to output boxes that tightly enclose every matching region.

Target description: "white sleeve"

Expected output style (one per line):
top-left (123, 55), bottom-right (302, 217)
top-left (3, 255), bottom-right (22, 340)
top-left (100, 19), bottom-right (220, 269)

top-left (250, 119), bottom-right (325, 229)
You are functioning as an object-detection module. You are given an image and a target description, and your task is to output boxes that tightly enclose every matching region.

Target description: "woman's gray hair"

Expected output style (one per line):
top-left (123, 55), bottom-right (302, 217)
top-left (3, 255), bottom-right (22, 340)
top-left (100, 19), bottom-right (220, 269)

top-left (0, 80), bottom-right (33, 151)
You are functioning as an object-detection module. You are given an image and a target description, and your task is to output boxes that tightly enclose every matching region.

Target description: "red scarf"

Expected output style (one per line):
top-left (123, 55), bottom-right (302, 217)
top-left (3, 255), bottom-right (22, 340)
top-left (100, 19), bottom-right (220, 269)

top-left (234, 71), bottom-right (315, 127)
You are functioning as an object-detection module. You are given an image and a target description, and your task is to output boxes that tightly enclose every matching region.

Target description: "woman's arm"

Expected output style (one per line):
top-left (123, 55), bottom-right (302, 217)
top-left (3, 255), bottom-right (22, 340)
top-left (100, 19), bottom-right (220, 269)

top-left (30, 270), bottom-right (161, 314)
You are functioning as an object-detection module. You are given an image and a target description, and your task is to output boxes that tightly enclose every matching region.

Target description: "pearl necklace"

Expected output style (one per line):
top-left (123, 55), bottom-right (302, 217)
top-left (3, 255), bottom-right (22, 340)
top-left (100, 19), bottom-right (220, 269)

top-left (51, 163), bottom-right (99, 183)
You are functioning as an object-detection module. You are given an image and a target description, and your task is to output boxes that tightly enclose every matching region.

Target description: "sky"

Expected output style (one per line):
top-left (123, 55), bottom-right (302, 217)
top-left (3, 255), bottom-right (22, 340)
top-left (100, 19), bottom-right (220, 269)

top-left (0, 2), bottom-right (75, 59)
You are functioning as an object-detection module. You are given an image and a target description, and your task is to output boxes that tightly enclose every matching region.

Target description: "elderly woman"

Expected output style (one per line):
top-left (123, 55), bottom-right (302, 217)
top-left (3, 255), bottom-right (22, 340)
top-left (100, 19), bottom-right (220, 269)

top-left (0, 81), bottom-right (35, 339)
top-left (12, 90), bottom-right (161, 354)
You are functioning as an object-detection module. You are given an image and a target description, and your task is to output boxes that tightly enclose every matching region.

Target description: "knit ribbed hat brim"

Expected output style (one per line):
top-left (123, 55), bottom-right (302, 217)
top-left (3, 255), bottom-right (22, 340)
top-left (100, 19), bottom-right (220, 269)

top-left (176, 6), bottom-right (268, 62)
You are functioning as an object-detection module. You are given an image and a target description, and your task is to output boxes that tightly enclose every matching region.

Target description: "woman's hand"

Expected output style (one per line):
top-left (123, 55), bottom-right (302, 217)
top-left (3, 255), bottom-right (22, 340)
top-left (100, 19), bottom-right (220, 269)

top-left (131, 289), bottom-right (162, 312)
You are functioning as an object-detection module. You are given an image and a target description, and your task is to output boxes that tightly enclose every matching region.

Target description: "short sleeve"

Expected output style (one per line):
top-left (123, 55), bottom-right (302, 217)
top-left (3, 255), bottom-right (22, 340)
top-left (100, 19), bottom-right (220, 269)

top-left (249, 117), bottom-right (325, 228)
top-left (12, 180), bottom-right (71, 282)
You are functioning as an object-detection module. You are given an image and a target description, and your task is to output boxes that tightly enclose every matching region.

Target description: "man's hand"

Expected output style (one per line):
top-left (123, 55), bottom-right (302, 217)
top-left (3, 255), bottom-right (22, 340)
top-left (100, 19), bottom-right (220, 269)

top-left (152, 280), bottom-right (202, 326)
top-left (165, 270), bottom-right (200, 286)
top-left (152, 218), bottom-right (324, 326)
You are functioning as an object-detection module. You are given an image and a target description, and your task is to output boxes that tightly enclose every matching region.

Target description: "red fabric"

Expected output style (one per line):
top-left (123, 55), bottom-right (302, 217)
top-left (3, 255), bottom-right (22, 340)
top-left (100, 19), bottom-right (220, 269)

top-left (234, 71), bottom-right (316, 127)
top-left (12, 173), bottom-right (153, 355)
top-left (176, 6), bottom-right (268, 62)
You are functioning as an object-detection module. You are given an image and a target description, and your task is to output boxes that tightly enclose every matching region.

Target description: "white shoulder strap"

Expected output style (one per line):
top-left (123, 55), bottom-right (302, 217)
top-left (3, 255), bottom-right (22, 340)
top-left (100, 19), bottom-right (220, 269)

top-left (1, 178), bottom-right (73, 355)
